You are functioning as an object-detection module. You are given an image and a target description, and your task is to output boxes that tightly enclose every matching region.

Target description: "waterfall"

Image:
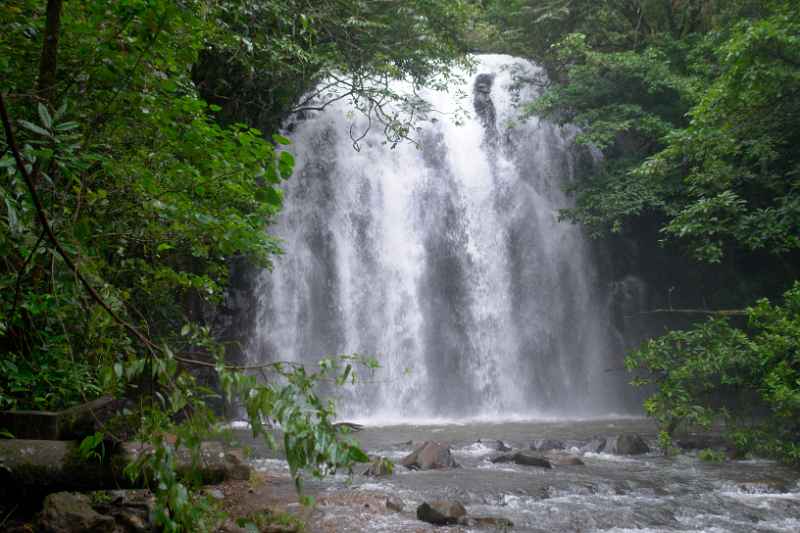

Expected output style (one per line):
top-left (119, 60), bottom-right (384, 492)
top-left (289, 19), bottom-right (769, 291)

top-left (247, 55), bottom-right (633, 422)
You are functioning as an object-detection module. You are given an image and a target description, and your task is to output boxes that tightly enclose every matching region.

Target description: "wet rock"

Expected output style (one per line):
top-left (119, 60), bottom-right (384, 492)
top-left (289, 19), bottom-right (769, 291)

top-left (544, 452), bottom-right (585, 466)
top-left (37, 492), bottom-right (115, 533)
top-left (362, 456), bottom-right (394, 477)
top-left (458, 516), bottom-right (514, 529)
top-left (400, 441), bottom-right (459, 470)
top-left (607, 434), bottom-right (650, 455)
top-left (581, 437), bottom-right (607, 453)
top-left (530, 439), bottom-right (565, 452)
top-left (386, 496), bottom-right (404, 512)
top-left (92, 489), bottom-right (155, 533)
top-left (416, 500), bottom-right (467, 525)
top-left (479, 439), bottom-right (512, 452)
top-left (491, 452), bottom-right (552, 469)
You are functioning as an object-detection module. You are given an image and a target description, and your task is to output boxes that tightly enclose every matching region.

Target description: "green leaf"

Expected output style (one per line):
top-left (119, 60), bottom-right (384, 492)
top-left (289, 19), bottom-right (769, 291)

top-left (278, 151), bottom-right (294, 179)
top-left (272, 134), bottom-right (292, 145)
top-left (37, 103), bottom-right (53, 129)
top-left (255, 186), bottom-right (282, 206)
top-left (19, 120), bottom-right (52, 138)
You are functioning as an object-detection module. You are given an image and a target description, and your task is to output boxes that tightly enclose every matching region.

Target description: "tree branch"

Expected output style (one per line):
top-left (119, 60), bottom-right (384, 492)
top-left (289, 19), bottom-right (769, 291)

top-left (1, 92), bottom-right (159, 355)
top-left (639, 308), bottom-right (747, 317)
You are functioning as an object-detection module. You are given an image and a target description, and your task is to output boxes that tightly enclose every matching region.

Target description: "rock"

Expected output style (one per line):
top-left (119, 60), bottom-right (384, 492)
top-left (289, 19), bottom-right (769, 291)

top-left (400, 441), bottom-right (459, 470)
top-left (479, 439), bottom-right (512, 452)
top-left (581, 437), bottom-right (607, 453)
top-left (92, 489), bottom-right (155, 533)
top-left (0, 439), bottom-right (112, 498)
top-left (386, 496), bottom-right (404, 512)
top-left (458, 516), bottom-right (514, 529)
top-left (362, 456), bottom-right (393, 477)
top-left (36, 492), bottom-right (116, 533)
top-left (416, 500), bottom-right (467, 525)
top-left (491, 452), bottom-right (552, 469)
top-left (530, 439), bottom-right (565, 452)
top-left (607, 434), bottom-right (650, 455)
top-left (544, 452), bottom-right (585, 466)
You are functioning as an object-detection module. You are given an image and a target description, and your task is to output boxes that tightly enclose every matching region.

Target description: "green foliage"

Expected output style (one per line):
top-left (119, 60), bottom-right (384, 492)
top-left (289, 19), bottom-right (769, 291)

top-left (78, 431), bottom-right (106, 463)
top-left (2, 0), bottom-right (465, 531)
top-left (626, 282), bottom-right (800, 465)
top-left (236, 509), bottom-right (305, 533)
top-left (698, 448), bottom-right (726, 462)
top-left (494, 1), bottom-right (800, 263)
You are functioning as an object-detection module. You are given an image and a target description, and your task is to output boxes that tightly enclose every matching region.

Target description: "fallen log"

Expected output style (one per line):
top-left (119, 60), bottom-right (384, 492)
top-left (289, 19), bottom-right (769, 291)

top-left (0, 439), bottom-right (250, 501)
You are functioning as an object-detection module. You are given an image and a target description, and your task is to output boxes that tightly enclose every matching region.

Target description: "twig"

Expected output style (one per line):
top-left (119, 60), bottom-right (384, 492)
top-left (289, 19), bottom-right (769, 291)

top-left (638, 308), bottom-right (747, 317)
top-left (10, 228), bottom-right (47, 320)
top-left (0, 504), bottom-right (18, 529)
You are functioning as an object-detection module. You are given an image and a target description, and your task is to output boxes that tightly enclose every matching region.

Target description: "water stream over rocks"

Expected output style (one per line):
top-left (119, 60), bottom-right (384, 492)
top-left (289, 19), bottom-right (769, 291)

top-left (240, 419), bottom-right (800, 533)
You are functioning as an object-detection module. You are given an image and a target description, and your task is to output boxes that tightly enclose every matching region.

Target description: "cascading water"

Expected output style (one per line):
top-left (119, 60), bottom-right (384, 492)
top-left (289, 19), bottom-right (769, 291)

top-left (247, 55), bottom-right (633, 421)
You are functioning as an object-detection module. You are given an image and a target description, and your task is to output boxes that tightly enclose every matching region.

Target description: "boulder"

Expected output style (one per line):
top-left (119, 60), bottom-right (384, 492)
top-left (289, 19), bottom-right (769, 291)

top-left (386, 496), bottom-right (404, 512)
top-left (36, 492), bottom-right (116, 533)
top-left (530, 439), bottom-right (565, 452)
top-left (400, 441), bottom-right (459, 470)
top-left (416, 500), bottom-right (467, 525)
top-left (458, 516), bottom-right (514, 529)
top-left (607, 434), bottom-right (650, 455)
top-left (491, 452), bottom-right (552, 469)
top-left (92, 490), bottom-right (155, 533)
top-left (580, 437), bottom-right (607, 453)
top-left (361, 456), bottom-right (393, 477)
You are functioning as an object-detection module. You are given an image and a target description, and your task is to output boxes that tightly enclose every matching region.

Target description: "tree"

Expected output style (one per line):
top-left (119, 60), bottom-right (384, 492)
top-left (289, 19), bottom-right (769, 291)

top-left (1, 0), bottom-right (469, 529)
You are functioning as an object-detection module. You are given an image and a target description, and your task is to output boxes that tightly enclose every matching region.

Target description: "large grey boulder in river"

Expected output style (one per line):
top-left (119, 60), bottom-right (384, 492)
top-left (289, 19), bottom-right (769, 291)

top-left (400, 441), bottom-right (459, 470)
top-left (417, 500), bottom-right (467, 525)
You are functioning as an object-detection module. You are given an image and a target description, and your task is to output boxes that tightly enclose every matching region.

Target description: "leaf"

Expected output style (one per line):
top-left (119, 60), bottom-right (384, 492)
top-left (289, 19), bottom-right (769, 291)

top-left (180, 324), bottom-right (191, 336)
top-left (278, 151), bottom-right (294, 179)
top-left (348, 445), bottom-right (370, 463)
top-left (19, 120), bottom-right (52, 138)
top-left (255, 186), bottom-right (282, 206)
top-left (4, 197), bottom-right (19, 233)
top-left (272, 134), bottom-right (292, 145)
top-left (38, 103), bottom-right (53, 129)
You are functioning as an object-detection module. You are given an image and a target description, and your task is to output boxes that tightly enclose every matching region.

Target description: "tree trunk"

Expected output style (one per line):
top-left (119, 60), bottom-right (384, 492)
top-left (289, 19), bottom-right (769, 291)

top-left (38, 0), bottom-right (64, 103)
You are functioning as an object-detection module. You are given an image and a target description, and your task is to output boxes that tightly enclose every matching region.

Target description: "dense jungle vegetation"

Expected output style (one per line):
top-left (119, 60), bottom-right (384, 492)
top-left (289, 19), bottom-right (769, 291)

top-left (1, 0), bottom-right (798, 529)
